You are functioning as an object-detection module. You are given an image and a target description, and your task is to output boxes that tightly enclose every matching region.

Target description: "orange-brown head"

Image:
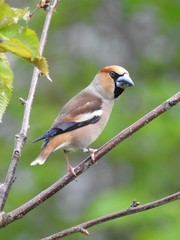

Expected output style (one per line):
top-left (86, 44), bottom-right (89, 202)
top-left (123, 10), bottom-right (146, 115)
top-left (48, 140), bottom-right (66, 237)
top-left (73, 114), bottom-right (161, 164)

top-left (90, 65), bottom-right (134, 100)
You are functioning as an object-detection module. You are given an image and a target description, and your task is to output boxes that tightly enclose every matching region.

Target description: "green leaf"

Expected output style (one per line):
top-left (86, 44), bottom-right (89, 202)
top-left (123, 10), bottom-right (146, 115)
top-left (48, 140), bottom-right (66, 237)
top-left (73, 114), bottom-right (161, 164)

top-left (0, 24), bottom-right (51, 80)
top-left (0, 3), bottom-right (29, 28)
top-left (34, 57), bottom-right (51, 81)
top-left (0, 24), bottom-right (39, 56)
top-left (0, 53), bottom-right (13, 123)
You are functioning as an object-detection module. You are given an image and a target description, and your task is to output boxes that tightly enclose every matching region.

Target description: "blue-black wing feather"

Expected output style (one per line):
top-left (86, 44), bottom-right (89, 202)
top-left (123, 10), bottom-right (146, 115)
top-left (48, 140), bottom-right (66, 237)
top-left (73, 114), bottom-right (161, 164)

top-left (33, 115), bottom-right (100, 147)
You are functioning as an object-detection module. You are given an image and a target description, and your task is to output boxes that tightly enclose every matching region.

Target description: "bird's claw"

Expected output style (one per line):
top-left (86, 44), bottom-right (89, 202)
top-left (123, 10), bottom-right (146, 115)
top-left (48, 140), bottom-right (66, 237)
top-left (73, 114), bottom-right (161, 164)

top-left (83, 148), bottom-right (97, 162)
top-left (67, 164), bottom-right (77, 177)
top-left (90, 151), bottom-right (96, 162)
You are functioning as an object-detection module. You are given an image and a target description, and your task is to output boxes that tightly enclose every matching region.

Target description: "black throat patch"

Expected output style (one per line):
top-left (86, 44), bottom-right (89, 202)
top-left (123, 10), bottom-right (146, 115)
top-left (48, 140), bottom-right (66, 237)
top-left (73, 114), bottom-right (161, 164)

top-left (109, 71), bottom-right (125, 98)
top-left (114, 87), bottom-right (124, 98)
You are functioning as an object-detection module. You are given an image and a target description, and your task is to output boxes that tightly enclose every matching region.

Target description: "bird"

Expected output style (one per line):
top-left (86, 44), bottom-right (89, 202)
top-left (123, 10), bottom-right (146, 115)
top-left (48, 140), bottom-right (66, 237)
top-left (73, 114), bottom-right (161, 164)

top-left (31, 65), bottom-right (134, 176)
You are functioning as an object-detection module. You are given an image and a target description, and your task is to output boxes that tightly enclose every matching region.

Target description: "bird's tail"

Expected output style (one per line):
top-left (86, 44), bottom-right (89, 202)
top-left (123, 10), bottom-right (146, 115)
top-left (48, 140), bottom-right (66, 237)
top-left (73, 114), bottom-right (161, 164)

top-left (30, 156), bottom-right (46, 166)
top-left (30, 148), bottom-right (52, 166)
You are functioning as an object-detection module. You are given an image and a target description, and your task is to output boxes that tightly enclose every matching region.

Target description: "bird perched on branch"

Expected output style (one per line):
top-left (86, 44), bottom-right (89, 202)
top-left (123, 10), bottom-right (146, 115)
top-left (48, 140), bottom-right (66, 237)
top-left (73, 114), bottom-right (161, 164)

top-left (31, 65), bottom-right (134, 176)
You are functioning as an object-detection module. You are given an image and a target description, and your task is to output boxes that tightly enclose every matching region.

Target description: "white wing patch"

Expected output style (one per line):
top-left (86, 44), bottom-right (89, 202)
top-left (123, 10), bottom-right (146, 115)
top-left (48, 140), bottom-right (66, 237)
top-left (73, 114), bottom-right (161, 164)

top-left (78, 109), bottom-right (103, 122)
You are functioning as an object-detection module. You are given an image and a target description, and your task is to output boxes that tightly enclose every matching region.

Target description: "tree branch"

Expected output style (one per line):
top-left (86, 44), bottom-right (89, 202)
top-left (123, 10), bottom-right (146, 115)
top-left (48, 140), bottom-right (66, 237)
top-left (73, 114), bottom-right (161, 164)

top-left (41, 191), bottom-right (180, 240)
top-left (0, 91), bottom-right (179, 228)
top-left (0, 0), bottom-right (60, 211)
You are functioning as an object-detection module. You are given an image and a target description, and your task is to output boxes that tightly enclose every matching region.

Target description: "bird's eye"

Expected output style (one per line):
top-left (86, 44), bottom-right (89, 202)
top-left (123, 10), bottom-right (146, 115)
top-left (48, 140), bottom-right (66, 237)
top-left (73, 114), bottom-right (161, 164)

top-left (109, 71), bottom-right (116, 78)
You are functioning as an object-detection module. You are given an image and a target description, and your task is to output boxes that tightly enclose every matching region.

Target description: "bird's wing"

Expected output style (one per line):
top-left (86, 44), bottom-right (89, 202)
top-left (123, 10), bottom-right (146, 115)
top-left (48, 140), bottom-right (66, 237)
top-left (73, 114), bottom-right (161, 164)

top-left (33, 114), bottom-right (100, 143)
top-left (33, 92), bottom-right (103, 147)
top-left (53, 91), bottom-right (102, 123)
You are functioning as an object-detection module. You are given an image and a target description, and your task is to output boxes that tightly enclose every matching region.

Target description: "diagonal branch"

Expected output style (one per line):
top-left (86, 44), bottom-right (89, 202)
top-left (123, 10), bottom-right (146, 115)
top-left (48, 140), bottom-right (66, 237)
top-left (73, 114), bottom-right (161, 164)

top-left (41, 191), bottom-right (180, 239)
top-left (0, 91), bottom-right (179, 228)
top-left (0, 0), bottom-right (60, 212)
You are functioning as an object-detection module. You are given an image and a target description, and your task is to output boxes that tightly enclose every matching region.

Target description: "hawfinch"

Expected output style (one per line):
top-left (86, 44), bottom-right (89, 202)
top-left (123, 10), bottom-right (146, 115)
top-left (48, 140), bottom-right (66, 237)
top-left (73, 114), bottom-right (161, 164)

top-left (31, 65), bottom-right (134, 175)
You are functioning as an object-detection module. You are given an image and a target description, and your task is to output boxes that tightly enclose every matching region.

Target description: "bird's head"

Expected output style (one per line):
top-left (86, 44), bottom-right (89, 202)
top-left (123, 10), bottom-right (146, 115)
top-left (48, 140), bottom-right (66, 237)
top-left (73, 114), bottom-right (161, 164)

top-left (91, 65), bottom-right (134, 99)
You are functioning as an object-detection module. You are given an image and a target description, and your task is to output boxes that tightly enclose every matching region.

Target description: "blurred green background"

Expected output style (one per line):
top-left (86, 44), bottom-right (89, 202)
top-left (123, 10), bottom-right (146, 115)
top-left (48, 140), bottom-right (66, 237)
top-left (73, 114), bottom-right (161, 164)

top-left (0, 0), bottom-right (180, 239)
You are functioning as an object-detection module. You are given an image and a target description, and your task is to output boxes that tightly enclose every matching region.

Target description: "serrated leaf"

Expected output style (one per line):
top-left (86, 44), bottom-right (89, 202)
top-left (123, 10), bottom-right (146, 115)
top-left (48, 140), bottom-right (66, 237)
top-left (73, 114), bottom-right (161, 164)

top-left (0, 53), bottom-right (13, 123)
top-left (0, 24), bottom-right (39, 56)
top-left (0, 24), bottom-right (50, 80)
top-left (34, 57), bottom-right (52, 81)
top-left (0, 3), bottom-right (29, 28)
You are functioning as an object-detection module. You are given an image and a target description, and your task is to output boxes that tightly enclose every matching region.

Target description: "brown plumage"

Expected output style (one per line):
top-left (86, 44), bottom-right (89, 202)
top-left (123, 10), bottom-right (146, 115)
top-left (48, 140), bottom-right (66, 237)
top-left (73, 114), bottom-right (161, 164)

top-left (31, 65), bottom-right (134, 175)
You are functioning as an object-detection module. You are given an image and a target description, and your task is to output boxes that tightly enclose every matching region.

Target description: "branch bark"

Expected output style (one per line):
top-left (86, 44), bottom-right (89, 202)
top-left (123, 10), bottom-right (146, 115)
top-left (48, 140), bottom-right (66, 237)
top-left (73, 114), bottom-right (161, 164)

top-left (0, 0), bottom-right (60, 212)
top-left (0, 91), bottom-right (179, 228)
top-left (41, 191), bottom-right (180, 239)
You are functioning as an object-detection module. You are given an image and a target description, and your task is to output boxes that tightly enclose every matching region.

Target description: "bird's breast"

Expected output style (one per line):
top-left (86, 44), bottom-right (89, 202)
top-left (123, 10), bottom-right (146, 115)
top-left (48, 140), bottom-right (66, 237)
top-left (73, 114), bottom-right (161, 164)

top-left (66, 99), bottom-right (115, 150)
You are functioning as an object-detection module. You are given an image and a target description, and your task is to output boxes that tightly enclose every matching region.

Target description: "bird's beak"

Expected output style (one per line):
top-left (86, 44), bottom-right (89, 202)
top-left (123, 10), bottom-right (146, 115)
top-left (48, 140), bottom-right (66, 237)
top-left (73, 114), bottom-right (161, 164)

top-left (116, 73), bottom-right (134, 89)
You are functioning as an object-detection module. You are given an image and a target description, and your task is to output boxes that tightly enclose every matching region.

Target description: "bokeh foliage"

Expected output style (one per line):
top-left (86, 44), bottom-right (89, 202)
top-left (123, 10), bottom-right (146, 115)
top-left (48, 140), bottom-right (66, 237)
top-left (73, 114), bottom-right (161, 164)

top-left (0, 1), bottom-right (50, 122)
top-left (0, 0), bottom-right (179, 239)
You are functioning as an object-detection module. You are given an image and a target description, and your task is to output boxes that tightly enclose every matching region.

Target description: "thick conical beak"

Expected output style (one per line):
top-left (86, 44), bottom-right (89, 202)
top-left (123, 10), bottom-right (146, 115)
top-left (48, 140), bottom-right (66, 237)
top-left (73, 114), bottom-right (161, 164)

top-left (116, 73), bottom-right (134, 89)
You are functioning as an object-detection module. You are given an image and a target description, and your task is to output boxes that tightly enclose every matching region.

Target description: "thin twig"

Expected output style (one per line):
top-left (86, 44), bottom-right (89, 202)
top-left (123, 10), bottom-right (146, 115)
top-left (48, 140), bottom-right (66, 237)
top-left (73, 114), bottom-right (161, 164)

top-left (41, 191), bottom-right (180, 240)
top-left (0, 91), bottom-right (179, 228)
top-left (0, 0), bottom-right (60, 211)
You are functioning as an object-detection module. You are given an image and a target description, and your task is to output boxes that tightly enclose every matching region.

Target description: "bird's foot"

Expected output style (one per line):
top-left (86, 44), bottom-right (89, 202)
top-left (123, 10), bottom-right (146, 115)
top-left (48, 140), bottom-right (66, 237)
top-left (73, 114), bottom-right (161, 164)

top-left (67, 163), bottom-right (76, 177)
top-left (82, 148), bottom-right (97, 162)
top-left (63, 150), bottom-right (77, 177)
